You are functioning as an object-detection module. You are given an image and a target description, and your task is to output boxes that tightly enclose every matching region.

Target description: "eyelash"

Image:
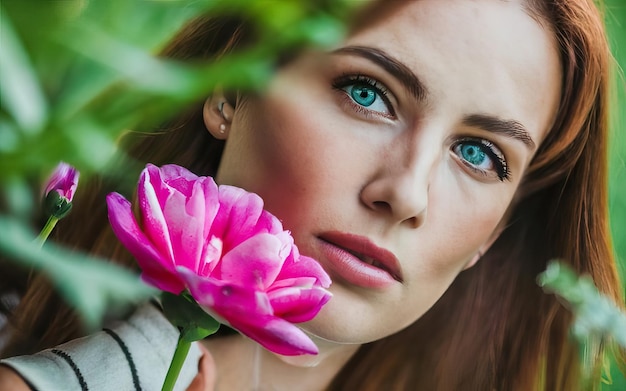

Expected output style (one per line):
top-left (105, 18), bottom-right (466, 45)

top-left (331, 74), bottom-right (510, 182)
top-left (331, 74), bottom-right (395, 118)
top-left (452, 137), bottom-right (510, 181)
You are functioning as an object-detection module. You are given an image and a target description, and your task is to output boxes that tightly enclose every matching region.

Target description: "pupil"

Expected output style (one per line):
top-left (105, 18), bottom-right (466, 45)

top-left (462, 145), bottom-right (485, 165)
top-left (351, 85), bottom-right (376, 107)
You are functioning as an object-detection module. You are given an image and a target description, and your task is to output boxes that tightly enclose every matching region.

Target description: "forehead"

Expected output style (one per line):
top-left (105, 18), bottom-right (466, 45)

top-left (345, 0), bottom-right (561, 147)
top-left (355, 0), bottom-right (549, 58)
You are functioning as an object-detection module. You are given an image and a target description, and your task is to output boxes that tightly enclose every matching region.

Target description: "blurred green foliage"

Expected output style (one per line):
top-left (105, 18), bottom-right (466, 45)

top-left (0, 0), bottom-right (351, 184)
top-left (539, 261), bottom-right (626, 388)
top-left (0, 216), bottom-right (157, 328)
top-left (1, 0), bottom-right (356, 328)
top-left (539, 262), bottom-right (626, 348)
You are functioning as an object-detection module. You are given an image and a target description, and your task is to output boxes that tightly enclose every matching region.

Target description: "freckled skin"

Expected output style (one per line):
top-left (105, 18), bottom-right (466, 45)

top-left (214, 0), bottom-right (561, 345)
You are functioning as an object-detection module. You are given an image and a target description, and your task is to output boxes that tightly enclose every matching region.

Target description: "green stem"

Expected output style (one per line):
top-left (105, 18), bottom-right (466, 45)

top-left (162, 333), bottom-right (191, 391)
top-left (35, 216), bottom-right (59, 247)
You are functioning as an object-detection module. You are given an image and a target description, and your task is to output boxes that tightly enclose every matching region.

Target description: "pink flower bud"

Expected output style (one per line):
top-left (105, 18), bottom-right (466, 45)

top-left (44, 162), bottom-right (80, 202)
top-left (43, 162), bottom-right (80, 218)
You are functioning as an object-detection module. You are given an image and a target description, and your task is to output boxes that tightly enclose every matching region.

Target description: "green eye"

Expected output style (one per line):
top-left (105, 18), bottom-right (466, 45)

top-left (333, 75), bottom-right (394, 116)
top-left (350, 84), bottom-right (377, 107)
top-left (459, 144), bottom-right (486, 166)
top-left (453, 138), bottom-right (509, 181)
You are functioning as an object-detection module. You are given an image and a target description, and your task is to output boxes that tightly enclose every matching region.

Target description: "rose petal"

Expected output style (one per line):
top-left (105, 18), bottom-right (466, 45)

top-left (163, 180), bottom-right (206, 272)
top-left (180, 268), bottom-right (318, 355)
top-left (106, 192), bottom-right (185, 294)
top-left (139, 168), bottom-right (175, 264)
top-left (214, 186), bottom-right (265, 249)
top-left (268, 284), bottom-right (332, 323)
top-left (255, 210), bottom-right (285, 235)
top-left (277, 252), bottom-right (331, 288)
top-left (199, 236), bottom-right (222, 277)
top-left (159, 164), bottom-right (199, 196)
top-left (197, 177), bottom-right (222, 276)
top-left (233, 316), bottom-right (319, 356)
top-left (218, 234), bottom-right (285, 288)
top-left (199, 176), bottom-right (221, 244)
top-left (143, 164), bottom-right (170, 207)
top-left (180, 268), bottom-right (273, 318)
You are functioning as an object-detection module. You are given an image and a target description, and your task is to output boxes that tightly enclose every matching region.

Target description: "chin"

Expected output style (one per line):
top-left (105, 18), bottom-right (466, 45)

top-left (299, 306), bottom-right (396, 347)
top-left (299, 291), bottom-right (430, 348)
top-left (273, 350), bottom-right (329, 368)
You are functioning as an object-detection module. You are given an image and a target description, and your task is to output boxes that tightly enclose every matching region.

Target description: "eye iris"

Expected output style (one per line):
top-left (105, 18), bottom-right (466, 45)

top-left (351, 84), bottom-right (376, 107)
top-left (460, 144), bottom-right (486, 165)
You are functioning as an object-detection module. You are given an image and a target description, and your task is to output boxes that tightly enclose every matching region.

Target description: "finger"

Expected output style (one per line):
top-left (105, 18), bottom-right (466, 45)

top-left (186, 343), bottom-right (216, 391)
top-left (198, 344), bottom-right (217, 388)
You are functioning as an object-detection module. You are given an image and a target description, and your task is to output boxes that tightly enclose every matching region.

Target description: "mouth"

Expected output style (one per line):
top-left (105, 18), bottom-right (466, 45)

top-left (318, 231), bottom-right (403, 285)
top-left (341, 247), bottom-right (402, 281)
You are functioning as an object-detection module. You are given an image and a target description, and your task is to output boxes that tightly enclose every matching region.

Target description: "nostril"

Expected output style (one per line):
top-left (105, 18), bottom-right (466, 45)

top-left (360, 179), bottom-right (427, 227)
top-left (372, 201), bottom-right (392, 213)
top-left (403, 215), bottom-right (422, 229)
top-left (369, 200), bottom-right (424, 228)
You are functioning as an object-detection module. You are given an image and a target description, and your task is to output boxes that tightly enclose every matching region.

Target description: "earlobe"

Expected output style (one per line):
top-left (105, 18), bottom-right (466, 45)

top-left (463, 223), bottom-right (506, 270)
top-left (464, 250), bottom-right (483, 270)
top-left (203, 95), bottom-right (234, 140)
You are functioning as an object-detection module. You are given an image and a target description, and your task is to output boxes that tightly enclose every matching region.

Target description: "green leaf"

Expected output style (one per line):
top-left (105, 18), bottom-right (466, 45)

top-left (0, 216), bottom-right (156, 329)
top-left (161, 291), bottom-right (220, 342)
top-left (181, 326), bottom-right (218, 343)
top-left (1, 176), bottom-right (34, 218)
top-left (0, 8), bottom-right (48, 134)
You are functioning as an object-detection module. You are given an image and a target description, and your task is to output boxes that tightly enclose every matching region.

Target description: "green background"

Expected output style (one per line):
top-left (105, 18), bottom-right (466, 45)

top-left (607, 1), bottom-right (626, 275)
top-left (605, 0), bottom-right (626, 389)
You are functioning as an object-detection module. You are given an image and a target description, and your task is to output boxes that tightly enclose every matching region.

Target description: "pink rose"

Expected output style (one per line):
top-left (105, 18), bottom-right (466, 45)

top-left (106, 164), bottom-right (331, 355)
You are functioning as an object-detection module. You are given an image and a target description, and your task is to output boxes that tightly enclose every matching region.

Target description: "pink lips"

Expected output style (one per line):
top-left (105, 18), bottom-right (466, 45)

top-left (317, 231), bottom-right (403, 289)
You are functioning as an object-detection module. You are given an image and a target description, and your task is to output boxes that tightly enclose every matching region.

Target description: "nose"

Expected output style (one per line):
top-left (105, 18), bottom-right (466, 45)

top-left (359, 139), bottom-right (437, 229)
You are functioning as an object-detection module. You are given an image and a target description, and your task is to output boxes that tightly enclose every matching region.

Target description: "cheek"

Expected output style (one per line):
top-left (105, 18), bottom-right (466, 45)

top-left (422, 184), bottom-right (511, 273)
top-left (218, 88), bottom-right (342, 218)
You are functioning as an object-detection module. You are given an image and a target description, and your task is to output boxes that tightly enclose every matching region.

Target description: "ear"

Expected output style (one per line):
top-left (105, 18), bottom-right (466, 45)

top-left (203, 93), bottom-right (235, 140)
top-left (463, 224), bottom-right (506, 270)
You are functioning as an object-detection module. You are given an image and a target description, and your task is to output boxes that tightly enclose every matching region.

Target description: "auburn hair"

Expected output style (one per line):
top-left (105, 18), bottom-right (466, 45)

top-left (2, 1), bottom-right (623, 390)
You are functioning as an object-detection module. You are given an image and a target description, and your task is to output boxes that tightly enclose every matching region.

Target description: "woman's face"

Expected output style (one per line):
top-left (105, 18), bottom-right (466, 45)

top-left (213, 0), bottom-right (561, 344)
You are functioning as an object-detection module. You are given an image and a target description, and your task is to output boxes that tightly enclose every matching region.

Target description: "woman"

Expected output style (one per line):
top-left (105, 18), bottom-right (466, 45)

top-left (1, 0), bottom-right (624, 389)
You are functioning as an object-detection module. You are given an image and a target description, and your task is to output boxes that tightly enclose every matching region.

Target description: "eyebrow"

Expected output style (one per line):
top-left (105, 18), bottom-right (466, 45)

top-left (463, 114), bottom-right (536, 150)
top-left (332, 46), bottom-right (536, 150)
top-left (332, 45), bottom-right (428, 101)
